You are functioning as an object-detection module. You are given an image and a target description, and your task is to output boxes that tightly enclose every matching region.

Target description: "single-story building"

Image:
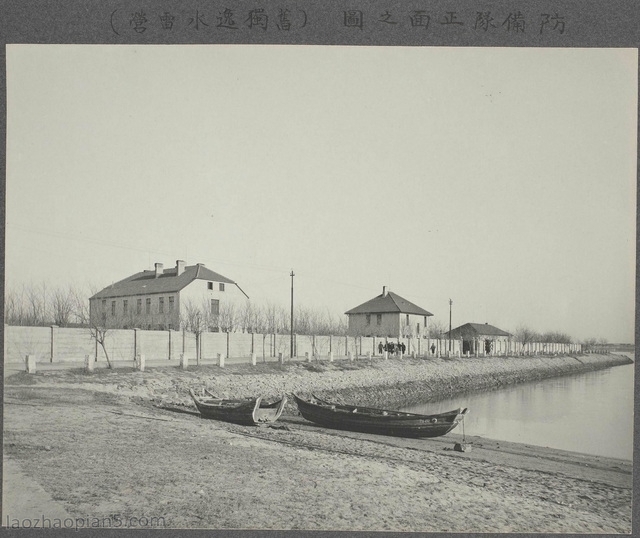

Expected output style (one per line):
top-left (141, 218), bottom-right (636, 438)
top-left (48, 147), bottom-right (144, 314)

top-left (445, 322), bottom-right (511, 355)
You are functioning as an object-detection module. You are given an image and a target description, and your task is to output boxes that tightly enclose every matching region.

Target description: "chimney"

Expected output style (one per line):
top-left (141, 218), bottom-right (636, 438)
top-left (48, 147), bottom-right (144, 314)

top-left (176, 260), bottom-right (186, 276)
top-left (382, 286), bottom-right (387, 296)
top-left (154, 263), bottom-right (164, 278)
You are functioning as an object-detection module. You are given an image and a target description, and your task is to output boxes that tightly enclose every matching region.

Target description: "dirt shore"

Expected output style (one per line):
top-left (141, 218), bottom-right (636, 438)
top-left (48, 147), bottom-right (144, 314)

top-left (3, 354), bottom-right (633, 532)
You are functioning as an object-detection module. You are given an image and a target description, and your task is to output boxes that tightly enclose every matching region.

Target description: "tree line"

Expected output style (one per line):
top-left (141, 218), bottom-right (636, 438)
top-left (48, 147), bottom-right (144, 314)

top-left (4, 282), bottom-right (610, 348)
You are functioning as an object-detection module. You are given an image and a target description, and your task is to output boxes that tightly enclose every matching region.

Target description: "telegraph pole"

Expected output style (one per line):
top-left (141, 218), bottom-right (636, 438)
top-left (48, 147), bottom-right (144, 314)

top-left (290, 270), bottom-right (295, 359)
top-left (449, 299), bottom-right (453, 352)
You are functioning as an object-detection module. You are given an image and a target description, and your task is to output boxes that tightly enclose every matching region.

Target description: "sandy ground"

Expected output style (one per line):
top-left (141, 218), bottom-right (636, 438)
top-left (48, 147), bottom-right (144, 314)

top-left (2, 363), bottom-right (632, 533)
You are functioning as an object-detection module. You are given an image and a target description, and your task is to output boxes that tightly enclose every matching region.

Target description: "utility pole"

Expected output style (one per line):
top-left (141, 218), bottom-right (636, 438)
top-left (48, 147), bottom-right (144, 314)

top-left (290, 270), bottom-right (295, 359)
top-left (449, 299), bottom-right (453, 352)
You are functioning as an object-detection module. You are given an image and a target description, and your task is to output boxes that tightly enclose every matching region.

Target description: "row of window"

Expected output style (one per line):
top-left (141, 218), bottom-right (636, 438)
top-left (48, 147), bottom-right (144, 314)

top-left (365, 314), bottom-right (429, 326)
top-left (102, 296), bottom-right (175, 316)
top-left (208, 282), bottom-right (225, 292)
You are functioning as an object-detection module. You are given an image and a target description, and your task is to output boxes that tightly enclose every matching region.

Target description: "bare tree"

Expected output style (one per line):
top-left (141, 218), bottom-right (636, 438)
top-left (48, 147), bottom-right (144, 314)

top-left (219, 302), bottom-right (240, 333)
top-left (50, 285), bottom-right (76, 327)
top-left (514, 325), bottom-right (539, 351)
top-left (427, 319), bottom-right (447, 338)
top-left (180, 299), bottom-right (211, 365)
top-left (540, 331), bottom-right (573, 344)
top-left (77, 295), bottom-right (115, 369)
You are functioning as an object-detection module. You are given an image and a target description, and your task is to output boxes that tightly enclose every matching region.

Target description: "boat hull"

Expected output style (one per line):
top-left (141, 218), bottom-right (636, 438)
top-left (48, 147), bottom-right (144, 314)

top-left (293, 394), bottom-right (467, 438)
top-left (190, 390), bottom-right (287, 426)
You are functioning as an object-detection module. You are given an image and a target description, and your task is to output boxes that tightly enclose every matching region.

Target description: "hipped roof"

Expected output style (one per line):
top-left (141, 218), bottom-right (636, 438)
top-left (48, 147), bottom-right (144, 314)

top-left (445, 323), bottom-right (511, 338)
top-left (345, 291), bottom-right (433, 316)
top-left (90, 264), bottom-right (240, 299)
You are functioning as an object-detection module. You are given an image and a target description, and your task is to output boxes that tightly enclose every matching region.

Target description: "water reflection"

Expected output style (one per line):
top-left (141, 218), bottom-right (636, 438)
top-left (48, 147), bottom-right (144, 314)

top-left (402, 364), bottom-right (634, 460)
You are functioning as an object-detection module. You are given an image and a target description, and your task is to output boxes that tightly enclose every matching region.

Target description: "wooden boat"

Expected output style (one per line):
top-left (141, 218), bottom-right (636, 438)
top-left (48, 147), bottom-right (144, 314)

top-left (293, 394), bottom-right (468, 438)
top-left (189, 389), bottom-right (287, 426)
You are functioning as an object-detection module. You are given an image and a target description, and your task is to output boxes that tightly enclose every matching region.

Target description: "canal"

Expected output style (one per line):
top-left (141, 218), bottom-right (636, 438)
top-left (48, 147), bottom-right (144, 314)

top-left (402, 361), bottom-right (634, 460)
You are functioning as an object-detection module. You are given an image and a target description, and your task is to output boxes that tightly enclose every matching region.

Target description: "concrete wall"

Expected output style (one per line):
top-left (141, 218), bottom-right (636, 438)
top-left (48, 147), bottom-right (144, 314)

top-left (3, 325), bottom-right (583, 365)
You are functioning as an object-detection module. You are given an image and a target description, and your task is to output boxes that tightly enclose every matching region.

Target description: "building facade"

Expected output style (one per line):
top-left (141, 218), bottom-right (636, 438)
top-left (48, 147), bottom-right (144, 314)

top-left (345, 287), bottom-right (433, 338)
top-left (89, 261), bottom-right (249, 331)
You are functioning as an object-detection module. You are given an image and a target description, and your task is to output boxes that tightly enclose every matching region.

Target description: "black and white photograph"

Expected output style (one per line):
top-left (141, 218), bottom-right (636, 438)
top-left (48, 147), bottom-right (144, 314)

top-left (2, 5), bottom-right (637, 535)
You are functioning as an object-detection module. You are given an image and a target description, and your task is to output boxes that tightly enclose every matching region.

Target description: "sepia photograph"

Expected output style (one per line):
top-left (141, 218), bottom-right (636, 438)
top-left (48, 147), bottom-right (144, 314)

top-left (3, 43), bottom-right (636, 533)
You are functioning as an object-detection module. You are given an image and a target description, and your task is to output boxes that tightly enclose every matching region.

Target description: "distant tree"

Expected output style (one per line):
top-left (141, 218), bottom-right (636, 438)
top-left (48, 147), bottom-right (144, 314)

top-left (427, 319), bottom-right (447, 338)
top-left (180, 299), bottom-right (211, 365)
top-left (50, 285), bottom-right (78, 327)
top-left (540, 331), bottom-right (572, 344)
top-left (514, 325), bottom-right (539, 351)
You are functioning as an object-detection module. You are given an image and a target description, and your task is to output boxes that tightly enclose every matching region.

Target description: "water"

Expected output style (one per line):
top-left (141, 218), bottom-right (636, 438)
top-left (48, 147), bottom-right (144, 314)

top-left (402, 362), bottom-right (634, 461)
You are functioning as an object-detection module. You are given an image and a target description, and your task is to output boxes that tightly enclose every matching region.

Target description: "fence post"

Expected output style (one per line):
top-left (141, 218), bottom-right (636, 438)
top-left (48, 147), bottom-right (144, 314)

top-left (168, 329), bottom-right (172, 360)
top-left (25, 354), bottom-right (36, 374)
top-left (180, 353), bottom-right (188, 369)
top-left (328, 351), bottom-right (333, 362)
top-left (278, 352), bottom-right (284, 364)
top-left (85, 354), bottom-right (94, 372)
top-left (348, 351), bottom-right (353, 362)
top-left (50, 325), bottom-right (58, 363)
top-left (226, 331), bottom-right (230, 359)
top-left (305, 351), bottom-right (310, 363)
top-left (384, 351), bottom-right (388, 360)
top-left (137, 354), bottom-right (145, 372)
top-left (218, 353), bottom-right (225, 368)
top-left (251, 353), bottom-right (257, 366)
top-left (133, 328), bottom-right (139, 361)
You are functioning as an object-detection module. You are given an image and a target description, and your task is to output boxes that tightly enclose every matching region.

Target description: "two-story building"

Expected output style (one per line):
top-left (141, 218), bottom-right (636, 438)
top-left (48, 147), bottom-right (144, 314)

top-left (89, 260), bottom-right (249, 331)
top-left (345, 287), bottom-right (433, 338)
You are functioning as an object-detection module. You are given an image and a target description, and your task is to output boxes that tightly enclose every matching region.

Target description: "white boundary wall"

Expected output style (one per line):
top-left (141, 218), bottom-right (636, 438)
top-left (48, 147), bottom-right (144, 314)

top-left (3, 325), bottom-right (584, 365)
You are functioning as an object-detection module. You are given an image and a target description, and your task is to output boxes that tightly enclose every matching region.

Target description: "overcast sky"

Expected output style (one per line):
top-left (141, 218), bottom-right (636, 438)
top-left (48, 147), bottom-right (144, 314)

top-left (5, 45), bottom-right (637, 342)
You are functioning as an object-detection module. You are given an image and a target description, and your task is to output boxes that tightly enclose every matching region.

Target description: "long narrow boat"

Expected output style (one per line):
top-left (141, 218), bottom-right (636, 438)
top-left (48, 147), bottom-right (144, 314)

top-left (189, 389), bottom-right (287, 426)
top-left (293, 394), bottom-right (468, 438)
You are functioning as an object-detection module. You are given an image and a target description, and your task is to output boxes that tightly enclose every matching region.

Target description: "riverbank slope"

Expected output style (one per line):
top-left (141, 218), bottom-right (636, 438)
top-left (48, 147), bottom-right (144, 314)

top-left (3, 353), bottom-right (632, 532)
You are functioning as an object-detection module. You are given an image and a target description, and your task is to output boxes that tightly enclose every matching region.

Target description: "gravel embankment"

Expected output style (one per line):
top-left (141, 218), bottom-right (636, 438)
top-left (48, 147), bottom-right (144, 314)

top-left (32, 353), bottom-right (632, 412)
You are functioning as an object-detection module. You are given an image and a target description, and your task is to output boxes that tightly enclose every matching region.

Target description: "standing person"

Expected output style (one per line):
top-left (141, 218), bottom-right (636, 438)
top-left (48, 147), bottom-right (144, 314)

top-left (430, 343), bottom-right (436, 355)
top-left (378, 342), bottom-right (383, 355)
top-left (401, 342), bottom-right (406, 354)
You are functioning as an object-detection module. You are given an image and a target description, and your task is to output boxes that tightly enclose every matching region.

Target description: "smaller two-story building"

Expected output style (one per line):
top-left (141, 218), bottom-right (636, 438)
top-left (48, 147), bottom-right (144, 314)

top-left (345, 287), bottom-right (433, 338)
top-left (89, 260), bottom-right (249, 331)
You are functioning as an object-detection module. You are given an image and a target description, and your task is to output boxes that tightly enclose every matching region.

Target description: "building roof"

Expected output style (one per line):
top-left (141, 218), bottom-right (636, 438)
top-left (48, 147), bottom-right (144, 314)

top-left (445, 323), bottom-right (511, 339)
top-left (345, 291), bottom-right (433, 316)
top-left (90, 263), bottom-right (241, 300)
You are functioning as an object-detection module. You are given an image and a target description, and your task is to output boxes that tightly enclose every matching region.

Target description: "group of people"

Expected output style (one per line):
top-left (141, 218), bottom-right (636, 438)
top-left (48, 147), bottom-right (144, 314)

top-left (378, 341), bottom-right (406, 355)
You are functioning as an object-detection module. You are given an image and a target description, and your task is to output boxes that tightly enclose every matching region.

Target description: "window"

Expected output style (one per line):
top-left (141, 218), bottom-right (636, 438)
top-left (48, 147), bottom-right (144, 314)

top-left (406, 314), bottom-right (410, 325)
top-left (137, 298), bottom-right (142, 315)
top-left (123, 300), bottom-right (128, 314)
top-left (102, 299), bottom-right (106, 310)
top-left (207, 282), bottom-right (213, 290)
top-left (111, 301), bottom-right (116, 316)
top-left (145, 298), bottom-right (151, 314)
top-left (101, 312), bottom-right (106, 324)
top-left (424, 316), bottom-right (428, 326)
top-left (159, 297), bottom-right (164, 314)
top-left (366, 314), bottom-right (371, 325)
top-left (376, 314), bottom-right (382, 325)
top-left (417, 323), bottom-right (420, 334)
top-left (169, 296), bottom-right (174, 312)
top-left (219, 283), bottom-right (225, 292)
top-left (211, 299), bottom-right (220, 315)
